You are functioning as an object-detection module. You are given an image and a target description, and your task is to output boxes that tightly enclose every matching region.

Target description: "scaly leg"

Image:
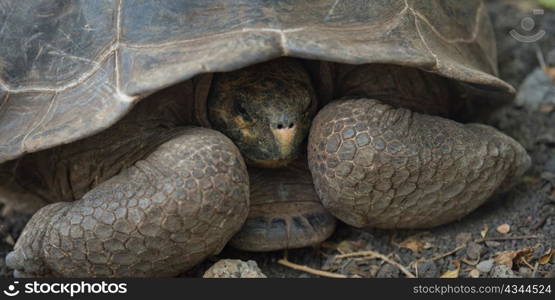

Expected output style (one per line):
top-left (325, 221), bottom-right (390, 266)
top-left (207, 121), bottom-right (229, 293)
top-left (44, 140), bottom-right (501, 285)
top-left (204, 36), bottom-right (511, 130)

top-left (308, 99), bottom-right (530, 228)
top-left (6, 127), bottom-right (249, 277)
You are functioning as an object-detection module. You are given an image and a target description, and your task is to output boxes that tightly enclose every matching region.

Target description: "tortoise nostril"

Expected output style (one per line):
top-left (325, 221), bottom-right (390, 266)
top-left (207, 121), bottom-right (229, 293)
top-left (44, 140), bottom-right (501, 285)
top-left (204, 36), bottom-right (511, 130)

top-left (275, 123), bottom-right (295, 130)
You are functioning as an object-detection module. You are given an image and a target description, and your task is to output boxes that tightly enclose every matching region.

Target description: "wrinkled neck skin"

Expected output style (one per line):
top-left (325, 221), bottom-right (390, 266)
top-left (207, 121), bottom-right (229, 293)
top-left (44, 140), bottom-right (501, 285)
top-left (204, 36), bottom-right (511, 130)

top-left (334, 63), bottom-right (452, 118)
top-left (207, 58), bottom-right (316, 168)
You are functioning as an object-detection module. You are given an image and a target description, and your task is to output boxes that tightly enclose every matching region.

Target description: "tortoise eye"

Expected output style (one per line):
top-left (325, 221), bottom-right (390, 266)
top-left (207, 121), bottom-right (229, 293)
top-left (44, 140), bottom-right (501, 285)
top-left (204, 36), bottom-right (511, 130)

top-left (236, 103), bottom-right (247, 114)
top-left (235, 102), bottom-right (252, 121)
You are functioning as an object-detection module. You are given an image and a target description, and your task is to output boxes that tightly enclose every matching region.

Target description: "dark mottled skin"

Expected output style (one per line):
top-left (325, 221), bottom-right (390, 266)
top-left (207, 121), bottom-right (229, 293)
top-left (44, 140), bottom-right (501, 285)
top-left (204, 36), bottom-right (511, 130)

top-left (208, 58), bottom-right (316, 167)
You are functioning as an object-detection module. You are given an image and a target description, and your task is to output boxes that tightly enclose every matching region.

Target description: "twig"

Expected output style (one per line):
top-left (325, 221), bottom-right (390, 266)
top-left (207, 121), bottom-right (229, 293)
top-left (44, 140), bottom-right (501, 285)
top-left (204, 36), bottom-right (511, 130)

top-left (429, 244), bottom-right (467, 262)
top-left (277, 258), bottom-right (347, 278)
top-left (335, 250), bottom-right (416, 278)
top-left (475, 235), bottom-right (539, 242)
top-left (521, 257), bottom-right (535, 270)
top-left (532, 262), bottom-right (539, 278)
top-left (409, 244), bottom-right (467, 269)
top-left (411, 235), bottom-right (540, 267)
top-left (536, 43), bottom-right (547, 70)
top-left (431, 235), bottom-right (539, 260)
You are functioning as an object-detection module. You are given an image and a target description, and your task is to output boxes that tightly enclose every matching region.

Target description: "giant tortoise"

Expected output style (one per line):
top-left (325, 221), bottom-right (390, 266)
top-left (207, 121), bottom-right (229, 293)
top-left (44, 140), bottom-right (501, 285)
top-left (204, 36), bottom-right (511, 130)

top-left (0, 0), bottom-right (530, 277)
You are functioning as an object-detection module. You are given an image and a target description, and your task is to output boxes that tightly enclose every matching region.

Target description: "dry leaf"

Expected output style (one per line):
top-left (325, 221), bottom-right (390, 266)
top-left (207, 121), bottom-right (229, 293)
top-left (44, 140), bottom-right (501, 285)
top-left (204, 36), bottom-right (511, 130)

top-left (539, 249), bottom-right (553, 265)
top-left (545, 66), bottom-right (555, 83)
top-left (440, 261), bottom-right (461, 278)
top-left (336, 240), bottom-right (363, 254)
top-left (522, 176), bottom-right (541, 185)
top-left (495, 248), bottom-right (534, 269)
top-left (480, 224), bottom-right (488, 239)
top-left (399, 238), bottom-right (432, 254)
top-left (462, 258), bottom-right (479, 266)
top-left (496, 224), bottom-right (510, 234)
top-left (539, 104), bottom-right (555, 113)
top-left (469, 269), bottom-right (480, 278)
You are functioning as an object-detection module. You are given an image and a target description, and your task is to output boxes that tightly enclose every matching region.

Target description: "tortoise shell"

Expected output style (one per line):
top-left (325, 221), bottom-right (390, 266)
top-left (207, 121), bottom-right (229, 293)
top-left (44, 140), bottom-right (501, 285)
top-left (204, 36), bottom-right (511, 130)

top-left (0, 0), bottom-right (513, 163)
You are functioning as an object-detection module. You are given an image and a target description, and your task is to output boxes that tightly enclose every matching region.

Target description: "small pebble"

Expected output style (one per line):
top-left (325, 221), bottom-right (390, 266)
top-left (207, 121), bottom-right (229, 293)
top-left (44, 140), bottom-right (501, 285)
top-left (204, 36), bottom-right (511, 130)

top-left (541, 172), bottom-right (555, 181)
top-left (466, 242), bottom-right (484, 260)
top-left (518, 267), bottom-right (532, 278)
top-left (496, 224), bottom-right (510, 234)
top-left (203, 259), bottom-right (266, 278)
top-left (491, 264), bottom-right (521, 278)
top-left (476, 259), bottom-right (494, 273)
top-left (469, 269), bottom-right (480, 278)
top-left (546, 157), bottom-right (555, 173)
top-left (4, 235), bottom-right (15, 246)
top-left (516, 68), bottom-right (555, 110)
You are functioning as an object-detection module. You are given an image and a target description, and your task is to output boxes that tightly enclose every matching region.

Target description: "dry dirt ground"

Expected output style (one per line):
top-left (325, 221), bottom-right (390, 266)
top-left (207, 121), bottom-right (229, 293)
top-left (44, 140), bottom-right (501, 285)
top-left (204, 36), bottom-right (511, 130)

top-left (1, 0), bottom-right (554, 278)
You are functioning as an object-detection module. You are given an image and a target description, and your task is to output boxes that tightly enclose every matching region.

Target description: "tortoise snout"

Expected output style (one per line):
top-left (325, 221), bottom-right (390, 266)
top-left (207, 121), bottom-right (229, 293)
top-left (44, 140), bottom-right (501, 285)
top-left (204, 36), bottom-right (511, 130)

top-left (271, 113), bottom-right (297, 131)
top-left (274, 122), bottom-right (295, 130)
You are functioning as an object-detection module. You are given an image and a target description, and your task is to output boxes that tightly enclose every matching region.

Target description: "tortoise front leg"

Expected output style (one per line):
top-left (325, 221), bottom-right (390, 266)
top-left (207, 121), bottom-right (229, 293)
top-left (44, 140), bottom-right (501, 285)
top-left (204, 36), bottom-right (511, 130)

top-left (308, 99), bottom-right (531, 229)
top-left (6, 127), bottom-right (249, 277)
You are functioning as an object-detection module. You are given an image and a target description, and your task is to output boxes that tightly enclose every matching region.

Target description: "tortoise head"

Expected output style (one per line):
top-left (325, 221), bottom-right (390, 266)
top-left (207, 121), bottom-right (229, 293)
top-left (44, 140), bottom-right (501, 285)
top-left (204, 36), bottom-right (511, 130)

top-left (208, 58), bottom-right (316, 168)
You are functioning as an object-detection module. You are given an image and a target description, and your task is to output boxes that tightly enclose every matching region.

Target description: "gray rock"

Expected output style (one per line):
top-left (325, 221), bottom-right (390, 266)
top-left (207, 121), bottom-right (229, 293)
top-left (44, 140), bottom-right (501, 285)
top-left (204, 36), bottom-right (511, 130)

top-left (518, 267), bottom-right (532, 278)
top-left (541, 171), bottom-right (555, 181)
top-left (547, 157), bottom-right (555, 173)
top-left (476, 259), bottom-right (494, 273)
top-left (466, 242), bottom-right (484, 260)
top-left (548, 49), bottom-right (555, 66)
top-left (516, 68), bottom-right (555, 110)
top-left (491, 264), bottom-right (521, 278)
top-left (203, 259), bottom-right (267, 278)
